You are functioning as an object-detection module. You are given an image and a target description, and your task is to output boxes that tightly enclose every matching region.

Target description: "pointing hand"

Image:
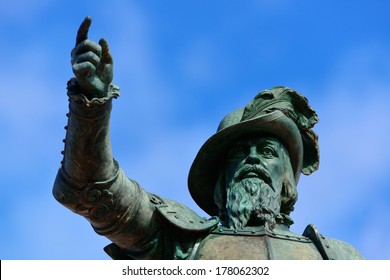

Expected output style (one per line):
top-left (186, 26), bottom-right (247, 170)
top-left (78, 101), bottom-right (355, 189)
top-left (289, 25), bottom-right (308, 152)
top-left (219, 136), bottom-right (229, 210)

top-left (71, 16), bottom-right (113, 98)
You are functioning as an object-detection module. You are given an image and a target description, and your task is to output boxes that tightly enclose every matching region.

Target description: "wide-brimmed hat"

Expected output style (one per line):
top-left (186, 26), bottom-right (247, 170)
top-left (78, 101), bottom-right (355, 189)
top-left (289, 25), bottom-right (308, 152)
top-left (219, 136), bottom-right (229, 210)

top-left (188, 86), bottom-right (319, 216)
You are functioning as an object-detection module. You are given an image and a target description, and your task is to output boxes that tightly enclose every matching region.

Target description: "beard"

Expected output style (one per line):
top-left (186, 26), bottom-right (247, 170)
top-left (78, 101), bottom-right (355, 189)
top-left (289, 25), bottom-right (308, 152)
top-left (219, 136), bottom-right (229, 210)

top-left (226, 175), bottom-right (281, 230)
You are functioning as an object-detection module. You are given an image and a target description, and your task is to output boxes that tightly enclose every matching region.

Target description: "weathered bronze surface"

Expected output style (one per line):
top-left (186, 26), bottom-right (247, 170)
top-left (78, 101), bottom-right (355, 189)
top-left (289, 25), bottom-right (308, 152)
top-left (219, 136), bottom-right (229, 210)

top-left (53, 17), bottom-right (364, 260)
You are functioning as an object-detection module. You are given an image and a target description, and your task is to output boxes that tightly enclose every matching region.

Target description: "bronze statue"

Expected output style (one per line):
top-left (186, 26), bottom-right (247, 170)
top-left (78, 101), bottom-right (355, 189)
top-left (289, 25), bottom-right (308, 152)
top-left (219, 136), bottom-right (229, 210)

top-left (53, 17), bottom-right (363, 260)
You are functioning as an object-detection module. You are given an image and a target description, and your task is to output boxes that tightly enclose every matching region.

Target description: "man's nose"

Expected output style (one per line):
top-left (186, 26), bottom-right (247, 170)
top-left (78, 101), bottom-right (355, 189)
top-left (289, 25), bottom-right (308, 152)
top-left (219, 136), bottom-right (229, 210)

top-left (245, 146), bottom-right (261, 164)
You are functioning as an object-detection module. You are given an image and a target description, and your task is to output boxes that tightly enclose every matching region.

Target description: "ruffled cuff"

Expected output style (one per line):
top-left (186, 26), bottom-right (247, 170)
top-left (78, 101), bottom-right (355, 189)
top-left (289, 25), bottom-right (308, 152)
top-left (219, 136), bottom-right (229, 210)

top-left (66, 78), bottom-right (120, 118)
top-left (67, 77), bottom-right (120, 107)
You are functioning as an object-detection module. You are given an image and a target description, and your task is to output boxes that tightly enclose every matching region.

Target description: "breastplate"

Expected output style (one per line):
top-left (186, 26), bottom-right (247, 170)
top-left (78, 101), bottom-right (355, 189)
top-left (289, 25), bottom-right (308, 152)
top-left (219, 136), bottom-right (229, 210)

top-left (193, 226), bottom-right (323, 260)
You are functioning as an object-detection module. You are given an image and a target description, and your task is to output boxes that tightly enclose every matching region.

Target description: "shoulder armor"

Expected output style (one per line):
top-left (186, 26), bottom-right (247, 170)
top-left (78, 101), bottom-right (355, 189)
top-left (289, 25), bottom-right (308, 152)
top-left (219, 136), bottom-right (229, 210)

top-left (326, 238), bottom-right (364, 260)
top-left (303, 224), bottom-right (335, 259)
top-left (156, 197), bottom-right (219, 232)
top-left (104, 195), bottom-right (219, 260)
top-left (302, 224), bottom-right (364, 260)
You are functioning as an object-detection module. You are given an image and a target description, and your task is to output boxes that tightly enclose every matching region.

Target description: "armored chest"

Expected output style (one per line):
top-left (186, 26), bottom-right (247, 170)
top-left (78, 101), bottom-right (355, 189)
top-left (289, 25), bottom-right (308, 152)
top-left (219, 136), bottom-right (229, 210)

top-left (193, 226), bottom-right (323, 260)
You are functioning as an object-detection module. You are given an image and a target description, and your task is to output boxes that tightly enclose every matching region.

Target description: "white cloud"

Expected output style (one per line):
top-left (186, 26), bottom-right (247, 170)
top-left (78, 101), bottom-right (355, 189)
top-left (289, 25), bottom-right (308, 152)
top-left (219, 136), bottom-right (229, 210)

top-left (2, 1), bottom-right (390, 260)
top-left (177, 40), bottom-right (225, 84)
top-left (291, 43), bottom-right (390, 259)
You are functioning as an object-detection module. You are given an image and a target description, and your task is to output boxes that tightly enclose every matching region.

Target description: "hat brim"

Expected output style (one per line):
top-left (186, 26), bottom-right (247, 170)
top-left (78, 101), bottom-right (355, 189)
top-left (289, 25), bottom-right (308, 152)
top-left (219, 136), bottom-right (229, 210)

top-left (188, 110), bottom-right (303, 216)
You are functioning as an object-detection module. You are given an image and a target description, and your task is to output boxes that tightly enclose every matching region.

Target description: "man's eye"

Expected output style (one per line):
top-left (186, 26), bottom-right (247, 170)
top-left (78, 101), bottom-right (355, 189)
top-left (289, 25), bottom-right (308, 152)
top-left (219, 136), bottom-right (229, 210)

top-left (261, 146), bottom-right (276, 157)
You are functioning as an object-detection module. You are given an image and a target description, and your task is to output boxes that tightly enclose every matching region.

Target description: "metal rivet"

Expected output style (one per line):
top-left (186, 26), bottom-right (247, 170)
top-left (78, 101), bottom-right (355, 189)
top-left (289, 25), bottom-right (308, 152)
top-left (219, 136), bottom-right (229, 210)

top-left (251, 231), bottom-right (256, 234)
top-left (64, 126), bottom-right (68, 130)
top-left (174, 215), bottom-right (179, 219)
top-left (60, 151), bottom-right (65, 155)
top-left (66, 113), bottom-right (70, 117)
top-left (189, 220), bottom-right (194, 223)
top-left (199, 220), bottom-right (204, 224)
top-left (219, 228), bottom-right (223, 232)
top-left (234, 230), bottom-right (238, 233)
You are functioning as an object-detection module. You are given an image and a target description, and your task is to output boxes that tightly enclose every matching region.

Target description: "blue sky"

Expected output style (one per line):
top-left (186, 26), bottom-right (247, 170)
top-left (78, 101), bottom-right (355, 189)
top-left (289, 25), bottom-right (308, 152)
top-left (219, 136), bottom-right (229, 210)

top-left (1, 0), bottom-right (390, 259)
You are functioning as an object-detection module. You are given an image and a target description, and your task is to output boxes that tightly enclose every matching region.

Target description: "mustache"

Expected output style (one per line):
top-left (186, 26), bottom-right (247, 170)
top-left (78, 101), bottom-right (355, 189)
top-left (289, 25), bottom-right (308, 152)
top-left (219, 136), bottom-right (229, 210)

top-left (233, 164), bottom-right (273, 189)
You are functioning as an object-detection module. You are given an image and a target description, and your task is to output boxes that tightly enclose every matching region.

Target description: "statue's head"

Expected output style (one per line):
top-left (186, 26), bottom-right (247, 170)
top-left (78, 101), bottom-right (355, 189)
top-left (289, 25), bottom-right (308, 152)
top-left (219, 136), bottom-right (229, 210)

top-left (188, 86), bottom-right (319, 229)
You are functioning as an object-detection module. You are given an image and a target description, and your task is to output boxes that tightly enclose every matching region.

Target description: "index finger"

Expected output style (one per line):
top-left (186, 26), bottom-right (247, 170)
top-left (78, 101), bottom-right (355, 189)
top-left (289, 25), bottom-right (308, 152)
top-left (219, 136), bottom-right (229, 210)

top-left (75, 16), bottom-right (92, 46)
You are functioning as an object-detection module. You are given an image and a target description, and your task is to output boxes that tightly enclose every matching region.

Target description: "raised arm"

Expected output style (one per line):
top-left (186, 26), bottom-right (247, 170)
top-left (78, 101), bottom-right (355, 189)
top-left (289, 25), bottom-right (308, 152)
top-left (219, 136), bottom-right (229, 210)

top-left (52, 18), bottom-right (207, 259)
top-left (52, 18), bottom-right (154, 251)
top-left (62, 16), bottom-right (117, 182)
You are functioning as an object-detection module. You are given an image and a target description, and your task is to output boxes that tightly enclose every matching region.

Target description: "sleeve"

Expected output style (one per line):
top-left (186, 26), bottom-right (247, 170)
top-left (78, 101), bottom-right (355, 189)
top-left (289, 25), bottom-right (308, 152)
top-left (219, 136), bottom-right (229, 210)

top-left (53, 78), bottom-right (157, 250)
top-left (52, 78), bottom-right (200, 259)
top-left (53, 167), bottom-right (201, 259)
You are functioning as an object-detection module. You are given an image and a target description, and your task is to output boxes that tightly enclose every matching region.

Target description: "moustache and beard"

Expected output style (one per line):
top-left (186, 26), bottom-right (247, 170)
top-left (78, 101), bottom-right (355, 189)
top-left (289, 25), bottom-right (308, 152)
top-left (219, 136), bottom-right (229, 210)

top-left (223, 164), bottom-right (284, 230)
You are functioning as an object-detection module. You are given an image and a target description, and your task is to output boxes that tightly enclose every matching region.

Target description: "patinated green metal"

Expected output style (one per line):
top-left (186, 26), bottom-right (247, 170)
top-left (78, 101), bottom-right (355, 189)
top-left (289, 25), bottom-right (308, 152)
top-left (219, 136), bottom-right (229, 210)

top-left (53, 17), bottom-right (364, 260)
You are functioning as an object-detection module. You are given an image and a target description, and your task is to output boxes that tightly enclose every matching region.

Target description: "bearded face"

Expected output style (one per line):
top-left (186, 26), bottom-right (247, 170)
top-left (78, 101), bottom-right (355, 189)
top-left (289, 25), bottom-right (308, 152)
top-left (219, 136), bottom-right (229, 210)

top-left (226, 176), bottom-right (281, 229)
top-left (214, 136), bottom-right (297, 229)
